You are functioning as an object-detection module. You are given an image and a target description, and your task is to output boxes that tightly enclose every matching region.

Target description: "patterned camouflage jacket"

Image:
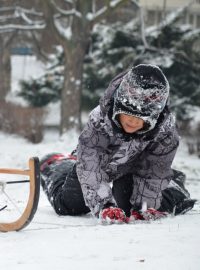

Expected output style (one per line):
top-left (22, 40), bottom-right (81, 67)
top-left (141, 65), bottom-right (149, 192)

top-left (76, 72), bottom-right (179, 216)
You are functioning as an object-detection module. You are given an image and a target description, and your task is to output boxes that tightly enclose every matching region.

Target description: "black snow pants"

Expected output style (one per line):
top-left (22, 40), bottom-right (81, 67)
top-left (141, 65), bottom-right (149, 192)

top-left (40, 153), bottom-right (196, 217)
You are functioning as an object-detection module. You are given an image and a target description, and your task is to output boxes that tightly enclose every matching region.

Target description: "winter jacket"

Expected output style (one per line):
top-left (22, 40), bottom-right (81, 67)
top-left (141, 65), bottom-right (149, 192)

top-left (76, 71), bottom-right (179, 217)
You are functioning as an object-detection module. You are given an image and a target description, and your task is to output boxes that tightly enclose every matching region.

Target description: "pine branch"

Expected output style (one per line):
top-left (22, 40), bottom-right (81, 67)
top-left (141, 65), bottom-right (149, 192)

top-left (171, 86), bottom-right (200, 107)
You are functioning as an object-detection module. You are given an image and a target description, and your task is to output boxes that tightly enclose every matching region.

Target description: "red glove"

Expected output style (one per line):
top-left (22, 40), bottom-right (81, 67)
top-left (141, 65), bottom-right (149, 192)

top-left (129, 210), bottom-right (144, 221)
top-left (142, 208), bottom-right (168, 220)
top-left (128, 208), bottom-right (168, 222)
top-left (100, 207), bottom-right (127, 224)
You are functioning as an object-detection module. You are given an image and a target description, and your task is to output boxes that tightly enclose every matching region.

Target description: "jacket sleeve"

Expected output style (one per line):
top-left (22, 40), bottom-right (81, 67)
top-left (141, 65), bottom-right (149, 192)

top-left (131, 114), bottom-right (180, 211)
top-left (76, 109), bottom-right (116, 217)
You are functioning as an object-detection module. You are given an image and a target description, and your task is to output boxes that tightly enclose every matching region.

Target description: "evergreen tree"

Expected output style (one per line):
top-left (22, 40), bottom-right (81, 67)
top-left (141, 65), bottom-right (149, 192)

top-left (84, 8), bottom-right (200, 121)
top-left (19, 48), bottom-right (63, 107)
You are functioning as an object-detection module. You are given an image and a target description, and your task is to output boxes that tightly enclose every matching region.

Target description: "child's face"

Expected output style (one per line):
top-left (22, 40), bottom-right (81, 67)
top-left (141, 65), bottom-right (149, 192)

top-left (119, 114), bottom-right (144, 133)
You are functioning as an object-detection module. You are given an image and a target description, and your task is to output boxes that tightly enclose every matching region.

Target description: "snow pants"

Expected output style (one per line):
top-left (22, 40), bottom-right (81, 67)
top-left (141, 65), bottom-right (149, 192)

top-left (40, 153), bottom-right (196, 217)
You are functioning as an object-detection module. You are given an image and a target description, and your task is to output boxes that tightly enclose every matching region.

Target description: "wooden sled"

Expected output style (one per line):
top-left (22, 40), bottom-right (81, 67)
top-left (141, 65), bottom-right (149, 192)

top-left (0, 157), bottom-right (40, 232)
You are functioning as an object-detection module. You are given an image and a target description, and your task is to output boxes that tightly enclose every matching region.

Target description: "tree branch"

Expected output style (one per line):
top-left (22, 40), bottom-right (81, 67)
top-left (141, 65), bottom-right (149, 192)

top-left (51, 0), bottom-right (82, 18)
top-left (0, 14), bottom-right (18, 22)
top-left (18, 10), bottom-right (44, 25)
top-left (88, 0), bottom-right (130, 25)
top-left (130, 0), bottom-right (149, 49)
top-left (4, 30), bottom-right (18, 48)
top-left (0, 6), bottom-right (45, 33)
top-left (0, 6), bottom-right (43, 17)
top-left (31, 31), bottom-right (49, 61)
top-left (0, 23), bottom-right (45, 33)
top-left (41, 1), bottom-right (67, 47)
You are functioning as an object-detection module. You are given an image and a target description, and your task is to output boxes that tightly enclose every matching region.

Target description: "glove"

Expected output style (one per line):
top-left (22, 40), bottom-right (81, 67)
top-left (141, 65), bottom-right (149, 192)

top-left (100, 207), bottom-right (127, 224)
top-left (128, 208), bottom-right (168, 222)
top-left (142, 208), bottom-right (168, 220)
top-left (129, 210), bottom-right (144, 221)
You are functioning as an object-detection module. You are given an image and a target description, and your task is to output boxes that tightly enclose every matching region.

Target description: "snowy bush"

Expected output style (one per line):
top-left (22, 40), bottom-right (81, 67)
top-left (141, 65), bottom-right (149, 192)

top-left (18, 48), bottom-right (64, 107)
top-left (0, 101), bottom-right (45, 143)
top-left (19, 75), bottom-right (62, 107)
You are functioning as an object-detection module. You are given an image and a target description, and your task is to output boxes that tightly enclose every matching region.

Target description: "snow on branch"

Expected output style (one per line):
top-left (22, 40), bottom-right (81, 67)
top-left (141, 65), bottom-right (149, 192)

top-left (53, 15), bottom-right (72, 40)
top-left (0, 6), bottom-right (45, 33)
top-left (182, 28), bottom-right (200, 41)
top-left (86, 6), bottom-right (107, 22)
top-left (0, 6), bottom-right (43, 17)
top-left (17, 8), bottom-right (44, 25)
top-left (51, 0), bottom-right (81, 18)
top-left (0, 23), bottom-right (45, 33)
top-left (171, 86), bottom-right (200, 107)
top-left (110, 0), bottom-right (126, 8)
top-left (87, 0), bottom-right (129, 24)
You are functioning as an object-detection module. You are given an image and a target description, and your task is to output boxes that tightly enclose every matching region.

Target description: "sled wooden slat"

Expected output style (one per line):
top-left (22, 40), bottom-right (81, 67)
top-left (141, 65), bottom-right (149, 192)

top-left (0, 168), bottom-right (30, 175)
top-left (0, 157), bottom-right (40, 232)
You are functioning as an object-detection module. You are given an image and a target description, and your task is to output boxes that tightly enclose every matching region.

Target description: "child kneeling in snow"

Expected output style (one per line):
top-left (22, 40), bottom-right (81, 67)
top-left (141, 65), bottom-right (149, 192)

top-left (40, 64), bottom-right (196, 223)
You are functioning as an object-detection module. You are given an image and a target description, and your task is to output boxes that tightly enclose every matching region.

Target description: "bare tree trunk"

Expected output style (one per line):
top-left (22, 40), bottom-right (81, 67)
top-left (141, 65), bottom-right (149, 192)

top-left (61, 44), bottom-right (86, 133)
top-left (59, 1), bottom-right (92, 133)
top-left (0, 41), bottom-right (11, 100)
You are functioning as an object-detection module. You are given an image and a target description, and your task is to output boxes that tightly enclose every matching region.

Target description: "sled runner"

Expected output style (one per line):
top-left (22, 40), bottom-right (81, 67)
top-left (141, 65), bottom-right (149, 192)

top-left (0, 157), bottom-right (40, 232)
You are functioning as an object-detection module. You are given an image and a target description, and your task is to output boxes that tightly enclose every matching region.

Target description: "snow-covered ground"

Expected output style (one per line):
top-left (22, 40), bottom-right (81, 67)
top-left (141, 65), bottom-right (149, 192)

top-left (0, 130), bottom-right (200, 270)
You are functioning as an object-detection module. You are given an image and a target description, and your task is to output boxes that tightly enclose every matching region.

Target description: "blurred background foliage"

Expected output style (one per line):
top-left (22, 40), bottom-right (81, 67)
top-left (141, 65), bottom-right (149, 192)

top-left (19, 8), bottom-right (200, 123)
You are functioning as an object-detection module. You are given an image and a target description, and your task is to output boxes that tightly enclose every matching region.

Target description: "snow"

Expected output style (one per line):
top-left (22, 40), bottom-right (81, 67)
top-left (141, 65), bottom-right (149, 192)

top-left (144, 54), bottom-right (174, 68)
top-left (0, 130), bottom-right (200, 270)
top-left (86, 12), bottom-right (94, 21)
top-left (43, 102), bottom-right (61, 126)
top-left (110, 0), bottom-right (122, 8)
top-left (54, 19), bottom-right (72, 40)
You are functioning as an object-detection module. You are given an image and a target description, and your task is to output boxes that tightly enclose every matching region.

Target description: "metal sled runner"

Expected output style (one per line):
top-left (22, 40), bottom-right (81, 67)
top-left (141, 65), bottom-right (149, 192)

top-left (0, 157), bottom-right (40, 232)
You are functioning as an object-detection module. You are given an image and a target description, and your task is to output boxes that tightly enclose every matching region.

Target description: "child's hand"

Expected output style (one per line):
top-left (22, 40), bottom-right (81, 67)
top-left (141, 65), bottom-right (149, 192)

top-left (142, 208), bottom-right (168, 220)
top-left (128, 208), bottom-right (168, 222)
top-left (99, 207), bottom-right (127, 224)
